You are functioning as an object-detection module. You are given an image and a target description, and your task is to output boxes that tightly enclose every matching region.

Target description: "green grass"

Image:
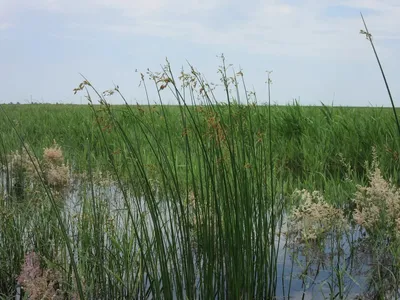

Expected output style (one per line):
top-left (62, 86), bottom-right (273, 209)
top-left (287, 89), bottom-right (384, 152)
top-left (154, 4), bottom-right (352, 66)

top-left (1, 102), bottom-right (399, 193)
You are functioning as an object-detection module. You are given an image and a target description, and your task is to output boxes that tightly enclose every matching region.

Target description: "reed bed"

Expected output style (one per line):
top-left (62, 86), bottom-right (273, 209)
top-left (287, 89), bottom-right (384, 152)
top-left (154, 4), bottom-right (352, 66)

top-left (0, 57), bottom-right (400, 299)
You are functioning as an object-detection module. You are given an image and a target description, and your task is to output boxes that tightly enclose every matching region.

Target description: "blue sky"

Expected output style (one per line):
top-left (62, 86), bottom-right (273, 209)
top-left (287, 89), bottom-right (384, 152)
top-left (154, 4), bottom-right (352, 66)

top-left (1, 0), bottom-right (400, 106)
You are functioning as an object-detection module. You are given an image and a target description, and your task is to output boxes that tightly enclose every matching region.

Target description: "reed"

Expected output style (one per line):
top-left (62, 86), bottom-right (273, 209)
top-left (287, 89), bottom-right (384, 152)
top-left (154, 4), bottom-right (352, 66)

top-left (0, 55), bottom-right (399, 299)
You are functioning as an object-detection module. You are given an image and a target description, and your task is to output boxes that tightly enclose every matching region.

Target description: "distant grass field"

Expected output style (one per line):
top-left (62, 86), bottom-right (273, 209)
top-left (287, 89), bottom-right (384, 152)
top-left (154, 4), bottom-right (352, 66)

top-left (1, 103), bottom-right (399, 196)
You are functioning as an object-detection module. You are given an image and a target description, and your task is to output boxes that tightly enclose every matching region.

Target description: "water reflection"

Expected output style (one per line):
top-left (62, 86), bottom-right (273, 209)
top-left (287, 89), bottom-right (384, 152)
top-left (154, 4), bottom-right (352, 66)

top-left (2, 173), bottom-right (400, 299)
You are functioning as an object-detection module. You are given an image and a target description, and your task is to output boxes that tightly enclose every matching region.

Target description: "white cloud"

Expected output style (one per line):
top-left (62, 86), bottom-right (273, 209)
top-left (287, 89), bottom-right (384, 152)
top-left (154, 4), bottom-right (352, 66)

top-left (97, 0), bottom-right (225, 16)
top-left (86, 0), bottom-right (400, 59)
top-left (1, 0), bottom-right (400, 59)
top-left (3, 0), bottom-right (226, 16)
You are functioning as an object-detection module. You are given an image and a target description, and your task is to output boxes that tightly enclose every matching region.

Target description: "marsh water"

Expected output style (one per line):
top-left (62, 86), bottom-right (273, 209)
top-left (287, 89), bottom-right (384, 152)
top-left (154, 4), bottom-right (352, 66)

top-left (67, 182), bottom-right (396, 299)
top-left (3, 176), bottom-right (398, 299)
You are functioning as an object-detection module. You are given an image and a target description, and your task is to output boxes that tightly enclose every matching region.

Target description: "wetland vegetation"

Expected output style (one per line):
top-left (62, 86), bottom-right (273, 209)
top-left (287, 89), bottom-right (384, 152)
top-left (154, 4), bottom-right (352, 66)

top-left (1, 58), bottom-right (400, 299)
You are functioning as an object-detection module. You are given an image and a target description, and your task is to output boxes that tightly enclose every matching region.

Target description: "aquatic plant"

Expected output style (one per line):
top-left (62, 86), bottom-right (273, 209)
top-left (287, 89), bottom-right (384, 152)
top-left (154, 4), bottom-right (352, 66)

top-left (6, 141), bottom-right (70, 197)
top-left (0, 51), bottom-right (399, 298)
top-left (289, 189), bottom-right (347, 242)
top-left (16, 251), bottom-right (70, 300)
top-left (42, 141), bottom-right (70, 190)
top-left (353, 152), bottom-right (400, 239)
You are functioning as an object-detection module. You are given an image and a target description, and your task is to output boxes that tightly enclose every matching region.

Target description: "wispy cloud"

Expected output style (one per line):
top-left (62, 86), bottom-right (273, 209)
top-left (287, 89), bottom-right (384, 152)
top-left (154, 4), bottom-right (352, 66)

top-left (18, 0), bottom-right (394, 59)
top-left (1, 0), bottom-right (400, 105)
top-left (3, 0), bottom-right (400, 59)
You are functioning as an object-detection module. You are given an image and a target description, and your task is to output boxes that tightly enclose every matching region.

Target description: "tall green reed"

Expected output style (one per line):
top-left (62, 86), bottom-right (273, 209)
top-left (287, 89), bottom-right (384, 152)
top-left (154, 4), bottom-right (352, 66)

top-left (70, 56), bottom-right (284, 298)
top-left (360, 13), bottom-right (400, 138)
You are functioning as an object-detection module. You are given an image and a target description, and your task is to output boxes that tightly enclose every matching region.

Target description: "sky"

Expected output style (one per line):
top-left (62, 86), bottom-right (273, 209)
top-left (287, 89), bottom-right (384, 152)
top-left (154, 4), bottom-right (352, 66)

top-left (1, 0), bottom-right (400, 106)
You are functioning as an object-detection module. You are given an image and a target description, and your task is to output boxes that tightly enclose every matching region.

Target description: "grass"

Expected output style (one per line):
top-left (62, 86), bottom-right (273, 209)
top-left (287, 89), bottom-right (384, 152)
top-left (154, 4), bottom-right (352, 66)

top-left (1, 102), bottom-right (399, 192)
top-left (0, 56), bottom-right (400, 299)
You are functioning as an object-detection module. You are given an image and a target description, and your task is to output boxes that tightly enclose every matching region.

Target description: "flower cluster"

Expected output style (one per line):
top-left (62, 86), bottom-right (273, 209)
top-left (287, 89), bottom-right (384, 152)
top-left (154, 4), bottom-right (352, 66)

top-left (353, 166), bottom-right (400, 238)
top-left (289, 189), bottom-right (347, 242)
top-left (17, 251), bottom-right (64, 300)
top-left (42, 141), bottom-right (69, 189)
top-left (7, 145), bottom-right (40, 177)
top-left (7, 141), bottom-right (70, 194)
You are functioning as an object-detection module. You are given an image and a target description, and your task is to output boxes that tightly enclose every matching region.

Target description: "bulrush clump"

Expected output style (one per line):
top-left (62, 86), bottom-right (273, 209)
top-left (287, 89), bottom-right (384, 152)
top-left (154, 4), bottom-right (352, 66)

top-left (17, 251), bottom-right (64, 300)
top-left (353, 164), bottom-right (400, 238)
top-left (289, 189), bottom-right (347, 242)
